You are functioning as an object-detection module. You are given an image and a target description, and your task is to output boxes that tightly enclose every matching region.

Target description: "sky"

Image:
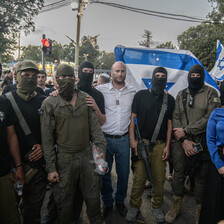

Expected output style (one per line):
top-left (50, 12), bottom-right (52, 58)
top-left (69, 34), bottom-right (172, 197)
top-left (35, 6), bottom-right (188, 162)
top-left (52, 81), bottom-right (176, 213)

top-left (19, 0), bottom-right (213, 54)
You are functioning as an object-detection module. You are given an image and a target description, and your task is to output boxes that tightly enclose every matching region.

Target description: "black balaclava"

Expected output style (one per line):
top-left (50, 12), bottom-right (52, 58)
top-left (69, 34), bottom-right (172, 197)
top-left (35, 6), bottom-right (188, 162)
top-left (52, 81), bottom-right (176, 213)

top-left (56, 64), bottom-right (75, 101)
top-left (188, 64), bottom-right (205, 95)
top-left (151, 66), bottom-right (167, 96)
top-left (220, 82), bottom-right (224, 106)
top-left (77, 61), bottom-right (94, 92)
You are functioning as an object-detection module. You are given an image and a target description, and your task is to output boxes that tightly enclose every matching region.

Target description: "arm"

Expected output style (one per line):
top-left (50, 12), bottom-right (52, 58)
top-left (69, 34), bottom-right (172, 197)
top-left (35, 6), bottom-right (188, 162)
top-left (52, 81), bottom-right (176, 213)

top-left (172, 92), bottom-right (182, 129)
top-left (88, 106), bottom-right (107, 158)
top-left (162, 119), bottom-right (172, 160)
top-left (86, 95), bottom-right (106, 126)
top-left (40, 100), bottom-right (59, 182)
top-left (207, 111), bottom-right (224, 170)
top-left (186, 88), bottom-right (220, 135)
top-left (7, 125), bottom-right (24, 184)
top-left (129, 113), bottom-right (138, 156)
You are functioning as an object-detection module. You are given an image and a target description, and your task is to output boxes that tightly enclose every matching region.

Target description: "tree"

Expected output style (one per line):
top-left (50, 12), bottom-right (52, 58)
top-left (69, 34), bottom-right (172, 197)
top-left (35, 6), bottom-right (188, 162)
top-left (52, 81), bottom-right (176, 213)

top-left (99, 51), bottom-right (115, 69)
top-left (0, 0), bottom-right (44, 62)
top-left (21, 45), bottom-right (42, 62)
top-left (138, 30), bottom-right (154, 48)
top-left (177, 22), bottom-right (224, 71)
top-left (79, 36), bottom-right (100, 67)
top-left (62, 43), bottom-right (75, 63)
top-left (156, 41), bottom-right (176, 49)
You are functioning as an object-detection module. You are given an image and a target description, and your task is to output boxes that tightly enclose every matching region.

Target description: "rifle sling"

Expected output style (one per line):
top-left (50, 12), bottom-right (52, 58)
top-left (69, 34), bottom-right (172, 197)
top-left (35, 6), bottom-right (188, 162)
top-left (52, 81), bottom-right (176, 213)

top-left (149, 93), bottom-right (168, 151)
top-left (6, 91), bottom-right (37, 147)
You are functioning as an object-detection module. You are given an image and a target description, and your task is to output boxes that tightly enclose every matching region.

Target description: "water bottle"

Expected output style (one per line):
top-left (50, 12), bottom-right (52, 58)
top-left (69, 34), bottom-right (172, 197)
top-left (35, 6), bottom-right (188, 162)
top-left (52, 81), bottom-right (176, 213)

top-left (14, 180), bottom-right (23, 196)
top-left (92, 144), bottom-right (109, 175)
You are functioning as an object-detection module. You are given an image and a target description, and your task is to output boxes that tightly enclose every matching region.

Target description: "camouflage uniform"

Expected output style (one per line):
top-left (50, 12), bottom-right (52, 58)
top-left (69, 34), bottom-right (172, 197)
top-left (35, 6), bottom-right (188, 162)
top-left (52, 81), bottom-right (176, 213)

top-left (172, 85), bottom-right (220, 204)
top-left (41, 90), bottom-right (106, 224)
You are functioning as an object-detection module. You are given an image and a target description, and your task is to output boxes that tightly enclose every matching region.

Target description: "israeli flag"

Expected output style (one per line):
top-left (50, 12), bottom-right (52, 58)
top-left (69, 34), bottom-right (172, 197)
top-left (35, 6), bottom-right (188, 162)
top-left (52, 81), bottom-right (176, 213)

top-left (114, 45), bottom-right (219, 98)
top-left (210, 40), bottom-right (224, 81)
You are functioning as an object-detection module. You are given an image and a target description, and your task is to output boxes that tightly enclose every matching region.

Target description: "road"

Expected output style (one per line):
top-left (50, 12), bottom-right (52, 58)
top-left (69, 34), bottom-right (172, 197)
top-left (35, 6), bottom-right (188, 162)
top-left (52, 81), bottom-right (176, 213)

top-left (41, 162), bottom-right (196, 224)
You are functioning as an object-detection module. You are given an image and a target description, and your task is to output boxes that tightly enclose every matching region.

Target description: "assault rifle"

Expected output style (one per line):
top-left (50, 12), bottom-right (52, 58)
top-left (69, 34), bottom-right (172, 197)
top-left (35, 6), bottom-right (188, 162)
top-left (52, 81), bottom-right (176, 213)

top-left (135, 122), bottom-right (152, 182)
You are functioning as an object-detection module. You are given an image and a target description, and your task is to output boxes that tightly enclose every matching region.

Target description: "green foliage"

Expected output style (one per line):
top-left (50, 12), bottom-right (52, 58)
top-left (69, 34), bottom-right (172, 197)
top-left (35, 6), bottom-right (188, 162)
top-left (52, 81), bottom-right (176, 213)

top-left (62, 43), bottom-right (75, 62)
top-left (156, 41), bottom-right (176, 49)
top-left (79, 36), bottom-right (100, 67)
top-left (99, 51), bottom-right (115, 69)
top-left (0, 0), bottom-right (44, 62)
top-left (20, 45), bottom-right (42, 62)
top-left (138, 30), bottom-right (154, 48)
top-left (177, 23), bottom-right (224, 71)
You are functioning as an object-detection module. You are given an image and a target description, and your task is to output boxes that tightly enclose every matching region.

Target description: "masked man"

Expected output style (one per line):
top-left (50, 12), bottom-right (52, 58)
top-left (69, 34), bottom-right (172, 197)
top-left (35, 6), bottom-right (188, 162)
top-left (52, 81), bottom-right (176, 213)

top-left (165, 64), bottom-right (220, 224)
top-left (41, 64), bottom-right (107, 224)
top-left (125, 67), bottom-right (175, 223)
top-left (5, 60), bottom-right (47, 224)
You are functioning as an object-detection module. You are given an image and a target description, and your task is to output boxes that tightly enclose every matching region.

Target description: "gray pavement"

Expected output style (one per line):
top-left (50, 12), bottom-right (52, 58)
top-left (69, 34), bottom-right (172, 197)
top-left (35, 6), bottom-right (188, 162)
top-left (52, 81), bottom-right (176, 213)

top-left (41, 162), bottom-right (196, 224)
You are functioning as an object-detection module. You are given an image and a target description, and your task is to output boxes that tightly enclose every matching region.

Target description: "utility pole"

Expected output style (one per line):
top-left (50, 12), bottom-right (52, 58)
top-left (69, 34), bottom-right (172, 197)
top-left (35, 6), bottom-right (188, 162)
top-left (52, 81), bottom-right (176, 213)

top-left (74, 0), bottom-right (82, 70)
top-left (18, 33), bottom-right (21, 60)
top-left (42, 34), bottom-right (46, 72)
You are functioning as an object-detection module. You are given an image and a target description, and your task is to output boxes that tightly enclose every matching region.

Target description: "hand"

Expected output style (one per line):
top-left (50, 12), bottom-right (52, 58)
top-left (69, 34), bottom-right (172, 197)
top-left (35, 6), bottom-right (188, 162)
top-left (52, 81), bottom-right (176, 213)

top-left (162, 146), bottom-right (170, 161)
top-left (173, 128), bottom-right (185, 140)
top-left (218, 166), bottom-right (224, 175)
top-left (50, 90), bottom-right (59, 97)
top-left (182, 139), bottom-right (197, 157)
top-left (86, 95), bottom-right (99, 111)
top-left (130, 139), bottom-right (138, 156)
top-left (15, 166), bottom-right (25, 185)
top-left (48, 171), bottom-right (60, 183)
top-left (29, 144), bottom-right (44, 161)
top-left (96, 153), bottom-right (106, 161)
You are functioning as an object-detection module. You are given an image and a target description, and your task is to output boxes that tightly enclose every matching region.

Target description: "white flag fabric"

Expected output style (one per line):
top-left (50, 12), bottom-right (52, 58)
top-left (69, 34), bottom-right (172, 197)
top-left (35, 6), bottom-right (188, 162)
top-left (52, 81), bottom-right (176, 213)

top-left (210, 40), bottom-right (224, 81)
top-left (114, 45), bottom-right (219, 98)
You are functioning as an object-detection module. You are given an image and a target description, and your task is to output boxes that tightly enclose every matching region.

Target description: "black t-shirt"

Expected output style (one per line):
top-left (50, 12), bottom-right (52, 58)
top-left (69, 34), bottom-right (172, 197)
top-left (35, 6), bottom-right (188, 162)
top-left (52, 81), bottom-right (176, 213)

top-left (79, 87), bottom-right (105, 114)
top-left (132, 90), bottom-right (175, 141)
top-left (8, 90), bottom-right (46, 158)
top-left (0, 96), bottom-right (16, 177)
top-left (45, 86), bottom-right (56, 96)
top-left (2, 84), bottom-right (45, 95)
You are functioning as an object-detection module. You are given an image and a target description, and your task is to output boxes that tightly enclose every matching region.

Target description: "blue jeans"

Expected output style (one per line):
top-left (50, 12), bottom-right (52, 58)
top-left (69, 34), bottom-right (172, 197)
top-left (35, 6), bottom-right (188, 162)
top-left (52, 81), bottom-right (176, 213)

top-left (101, 134), bottom-right (130, 207)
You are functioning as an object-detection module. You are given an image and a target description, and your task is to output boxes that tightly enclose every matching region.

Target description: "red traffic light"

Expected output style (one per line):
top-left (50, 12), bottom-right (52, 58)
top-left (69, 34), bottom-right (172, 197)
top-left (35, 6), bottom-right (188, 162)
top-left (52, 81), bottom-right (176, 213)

top-left (42, 38), bottom-right (50, 47)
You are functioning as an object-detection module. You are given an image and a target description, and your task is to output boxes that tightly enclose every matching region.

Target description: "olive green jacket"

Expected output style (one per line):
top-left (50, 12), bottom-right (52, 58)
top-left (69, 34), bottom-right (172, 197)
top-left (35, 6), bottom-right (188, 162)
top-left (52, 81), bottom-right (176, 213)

top-left (173, 85), bottom-right (220, 140)
top-left (41, 89), bottom-right (107, 173)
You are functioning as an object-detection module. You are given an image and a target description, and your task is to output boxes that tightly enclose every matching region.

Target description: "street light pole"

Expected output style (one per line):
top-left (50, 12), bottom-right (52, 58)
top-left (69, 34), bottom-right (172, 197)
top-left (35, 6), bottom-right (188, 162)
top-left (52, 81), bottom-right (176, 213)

top-left (74, 0), bottom-right (82, 70)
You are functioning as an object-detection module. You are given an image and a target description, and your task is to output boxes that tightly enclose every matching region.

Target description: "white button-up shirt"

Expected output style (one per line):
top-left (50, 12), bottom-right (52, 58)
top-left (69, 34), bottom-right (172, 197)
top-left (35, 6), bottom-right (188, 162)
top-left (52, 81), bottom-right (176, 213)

top-left (96, 82), bottom-right (136, 135)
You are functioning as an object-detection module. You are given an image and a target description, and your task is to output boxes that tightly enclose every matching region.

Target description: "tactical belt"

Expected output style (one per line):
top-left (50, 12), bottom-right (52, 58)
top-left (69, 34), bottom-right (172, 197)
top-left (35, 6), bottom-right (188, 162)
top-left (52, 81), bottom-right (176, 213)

top-left (104, 131), bottom-right (129, 138)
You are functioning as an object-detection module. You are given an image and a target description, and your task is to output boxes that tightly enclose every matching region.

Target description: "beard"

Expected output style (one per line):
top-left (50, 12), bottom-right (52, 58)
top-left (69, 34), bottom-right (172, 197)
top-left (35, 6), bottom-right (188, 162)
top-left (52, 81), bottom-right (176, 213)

top-left (112, 76), bottom-right (125, 85)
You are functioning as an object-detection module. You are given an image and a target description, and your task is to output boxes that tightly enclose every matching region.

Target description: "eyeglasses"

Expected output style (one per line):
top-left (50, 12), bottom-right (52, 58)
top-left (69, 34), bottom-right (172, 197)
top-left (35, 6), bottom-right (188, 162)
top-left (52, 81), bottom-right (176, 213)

top-left (58, 76), bottom-right (75, 80)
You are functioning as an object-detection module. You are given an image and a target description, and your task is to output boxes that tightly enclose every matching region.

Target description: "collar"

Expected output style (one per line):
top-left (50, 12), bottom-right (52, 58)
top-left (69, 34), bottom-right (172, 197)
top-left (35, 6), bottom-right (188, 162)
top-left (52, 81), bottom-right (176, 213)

top-left (57, 89), bottom-right (85, 107)
top-left (186, 84), bottom-right (205, 94)
top-left (109, 81), bottom-right (128, 91)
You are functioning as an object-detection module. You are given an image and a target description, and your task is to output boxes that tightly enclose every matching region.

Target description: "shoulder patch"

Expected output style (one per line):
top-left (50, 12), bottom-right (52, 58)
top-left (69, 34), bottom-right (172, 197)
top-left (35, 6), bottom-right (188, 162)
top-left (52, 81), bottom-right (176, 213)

top-left (0, 111), bottom-right (6, 122)
top-left (214, 97), bottom-right (221, 103)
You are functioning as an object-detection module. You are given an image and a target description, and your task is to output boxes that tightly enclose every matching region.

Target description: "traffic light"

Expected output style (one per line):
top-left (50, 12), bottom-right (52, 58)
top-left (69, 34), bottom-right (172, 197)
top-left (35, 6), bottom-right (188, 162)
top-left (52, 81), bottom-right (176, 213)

top-left (42, 38), bottom-right (52, 56)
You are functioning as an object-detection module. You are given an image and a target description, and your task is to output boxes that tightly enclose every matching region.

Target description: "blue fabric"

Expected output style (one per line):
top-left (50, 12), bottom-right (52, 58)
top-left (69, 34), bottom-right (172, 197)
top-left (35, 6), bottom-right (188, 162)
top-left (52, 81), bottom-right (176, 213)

top-left (207, 108), bottom-right (224, 169)
top-left (101, 134), bottom-right (130, 206)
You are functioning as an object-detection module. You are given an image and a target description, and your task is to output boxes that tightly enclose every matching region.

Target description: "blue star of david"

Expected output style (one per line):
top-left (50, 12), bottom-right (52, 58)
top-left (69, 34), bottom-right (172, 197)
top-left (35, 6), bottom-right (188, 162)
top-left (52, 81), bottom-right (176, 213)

top-left (142, 78), bottom-right (175, 91)
top-left (217, 57), bottom-right (224, 71)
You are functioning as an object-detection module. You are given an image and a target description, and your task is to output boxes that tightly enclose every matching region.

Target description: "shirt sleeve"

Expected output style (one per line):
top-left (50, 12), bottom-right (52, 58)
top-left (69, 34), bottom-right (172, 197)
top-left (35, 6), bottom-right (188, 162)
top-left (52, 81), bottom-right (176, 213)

top-left (131, 91), bottom-right (139, 114)
top-left (172, 91), bottom-right (182, 128)
top-left (88, 106), bottom-right (107, 154)
top-left (98, 92), bottom-right (105, 114)
top-left (186, 88), bottom-right (220, 135)
top-left (167, 95), bottom-right (175, 120)
top-left (40, 99), bottom-right (57, 173)
top-left (4, 97), bottom-right (16, 127)
top-left (207, 110), bottom-right (224, 169)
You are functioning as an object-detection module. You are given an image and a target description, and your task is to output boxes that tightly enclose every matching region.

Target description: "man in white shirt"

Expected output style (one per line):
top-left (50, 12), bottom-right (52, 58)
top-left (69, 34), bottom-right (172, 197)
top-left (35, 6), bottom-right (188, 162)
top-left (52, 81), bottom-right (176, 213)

top-left (96, 61), bottom-right (136, 219)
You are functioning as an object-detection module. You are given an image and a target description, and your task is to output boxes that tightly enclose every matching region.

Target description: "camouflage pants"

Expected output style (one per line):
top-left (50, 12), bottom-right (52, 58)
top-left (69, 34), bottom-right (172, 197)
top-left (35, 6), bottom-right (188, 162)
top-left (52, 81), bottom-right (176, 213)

top-left (130, 141), bottom-right (166, 209)
top-left (53, 147), bottom-right (103, 224)
top-left (0, 173), bottom-right (21, 224)
top-left (172, 141), bottom-right (210, 204)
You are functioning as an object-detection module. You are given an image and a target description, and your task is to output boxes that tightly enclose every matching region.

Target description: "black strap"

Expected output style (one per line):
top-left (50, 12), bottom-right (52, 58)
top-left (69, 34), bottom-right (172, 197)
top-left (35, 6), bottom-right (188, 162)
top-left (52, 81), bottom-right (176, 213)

top-left (148, 93), bottom-right (168, 151)
top-left (6, 92), bottom-right (37, 147)
top-left (182, 88), bottom-right (189, 125)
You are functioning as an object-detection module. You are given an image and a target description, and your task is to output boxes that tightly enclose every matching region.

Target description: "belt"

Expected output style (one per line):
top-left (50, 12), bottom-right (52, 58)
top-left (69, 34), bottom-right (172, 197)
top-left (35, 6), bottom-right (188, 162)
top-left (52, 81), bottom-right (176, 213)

top-left (104, 131), bottom-right (129, 138)
top-left (142, 139), bottom-right (165, 145)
